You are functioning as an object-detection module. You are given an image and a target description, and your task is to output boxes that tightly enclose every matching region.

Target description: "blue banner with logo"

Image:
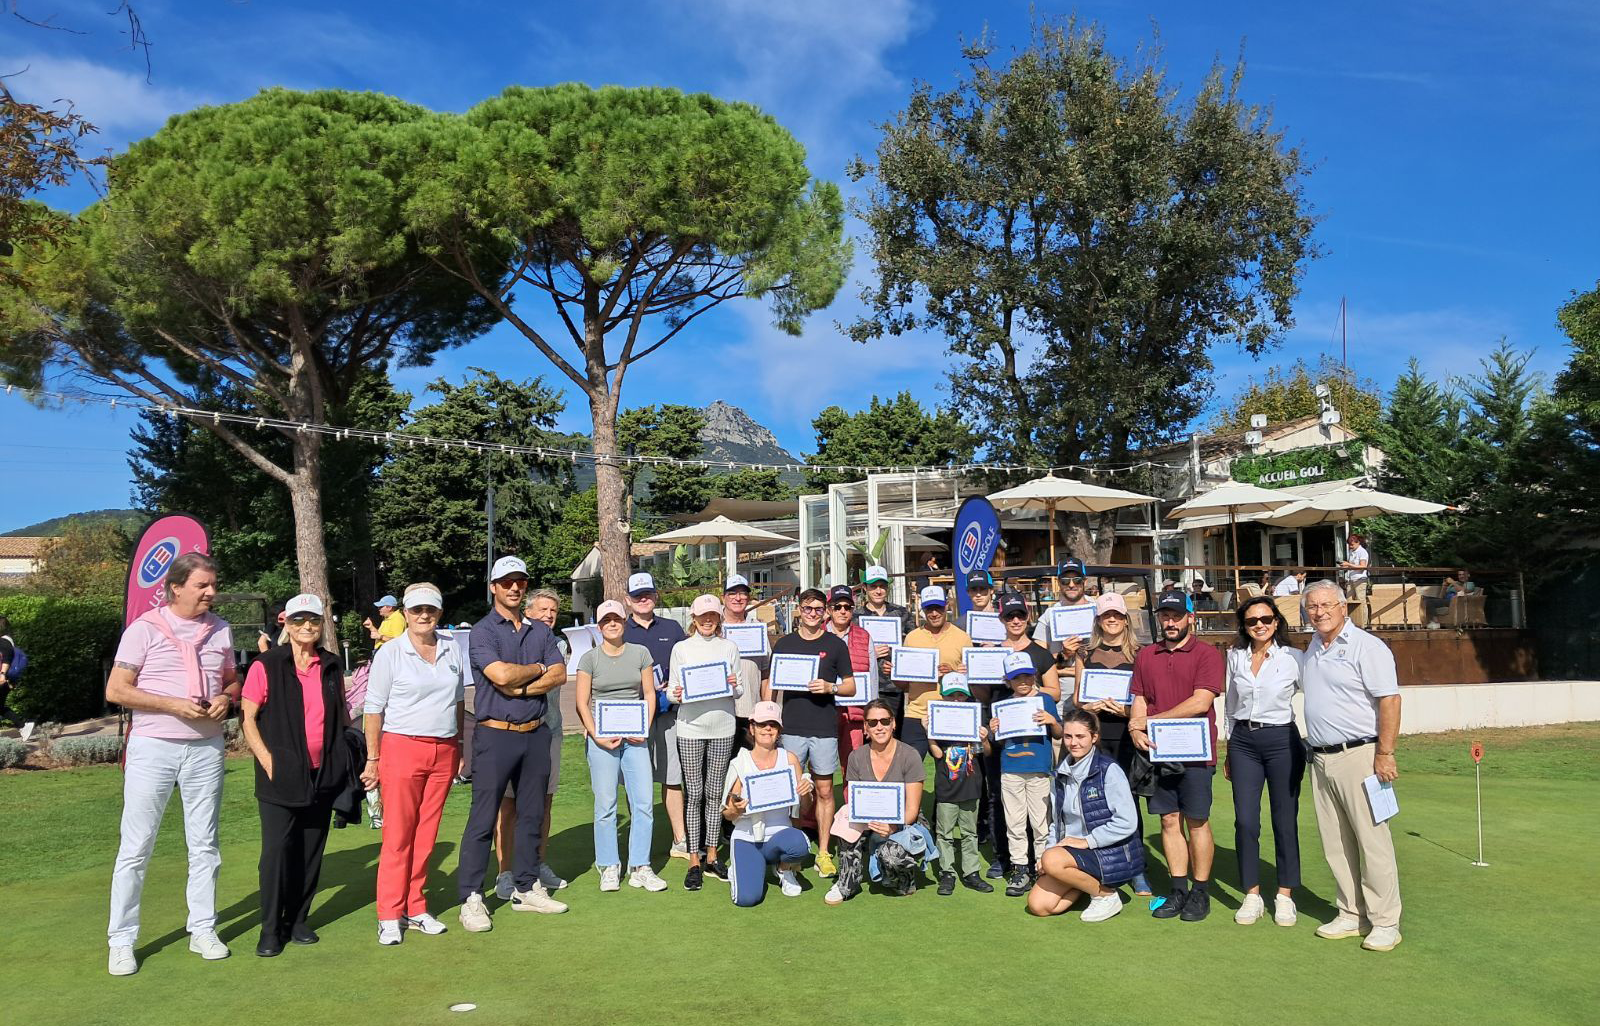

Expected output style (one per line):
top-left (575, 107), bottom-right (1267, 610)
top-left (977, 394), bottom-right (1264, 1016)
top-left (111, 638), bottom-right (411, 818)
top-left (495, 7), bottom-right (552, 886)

top-left (952, 496), bottom-right (1001, 617)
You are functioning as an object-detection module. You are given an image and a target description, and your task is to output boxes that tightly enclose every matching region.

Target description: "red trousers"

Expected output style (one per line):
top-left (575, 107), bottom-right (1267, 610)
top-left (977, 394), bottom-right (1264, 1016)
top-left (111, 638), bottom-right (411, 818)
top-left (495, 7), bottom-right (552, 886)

top-left (838, 708), bottom-right (865, 768)
top-left (376, 733), bottom-right (460, 920)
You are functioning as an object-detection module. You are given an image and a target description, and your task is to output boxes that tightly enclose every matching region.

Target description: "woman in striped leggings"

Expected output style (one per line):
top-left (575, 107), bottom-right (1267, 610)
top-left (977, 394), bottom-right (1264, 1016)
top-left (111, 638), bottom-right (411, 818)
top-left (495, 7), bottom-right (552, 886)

top-left (668, 595), bottom-right (744, 891)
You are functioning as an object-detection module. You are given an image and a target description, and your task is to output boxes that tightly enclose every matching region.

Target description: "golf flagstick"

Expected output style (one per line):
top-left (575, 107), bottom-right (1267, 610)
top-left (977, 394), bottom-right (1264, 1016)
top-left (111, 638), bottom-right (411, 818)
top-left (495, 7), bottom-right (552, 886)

top-left (1470, 740), bottom-right (1488, 868)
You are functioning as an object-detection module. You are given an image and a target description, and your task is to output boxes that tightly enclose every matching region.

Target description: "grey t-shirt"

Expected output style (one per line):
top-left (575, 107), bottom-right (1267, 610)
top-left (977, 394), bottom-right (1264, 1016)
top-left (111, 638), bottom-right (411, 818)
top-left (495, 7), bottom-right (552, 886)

top-left (845, 739), bottom-right (926, 785)
top-left (577, 643), bottom-right (654, 714)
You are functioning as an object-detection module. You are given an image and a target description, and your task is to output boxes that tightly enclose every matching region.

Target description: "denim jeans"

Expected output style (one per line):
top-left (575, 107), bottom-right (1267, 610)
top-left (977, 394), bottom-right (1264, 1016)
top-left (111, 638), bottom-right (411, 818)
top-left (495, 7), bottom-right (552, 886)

top-left (586, 738), bottom-right (654, 869)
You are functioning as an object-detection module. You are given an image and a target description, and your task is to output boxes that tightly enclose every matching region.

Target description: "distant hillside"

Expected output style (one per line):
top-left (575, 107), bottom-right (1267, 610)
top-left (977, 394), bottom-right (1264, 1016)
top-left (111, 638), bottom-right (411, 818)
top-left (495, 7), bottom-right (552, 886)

top-left (4, 508), bottom-right (148, 537)
top-left (556, 402), bottom-right (805, 494)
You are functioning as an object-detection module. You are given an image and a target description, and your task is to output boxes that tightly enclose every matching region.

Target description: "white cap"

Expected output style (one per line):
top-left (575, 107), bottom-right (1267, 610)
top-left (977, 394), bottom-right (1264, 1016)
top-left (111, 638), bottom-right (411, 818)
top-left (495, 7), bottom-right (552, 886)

top-left (403, 585), bottom-right (443, 610)
top-left (627, 572), bottom-right (657, 595)
top-left (1003, 650), bottom-right (1035, 679)
top-left (724, 573), bottom-right (750, 592)
top-left (919, 584), bottom-right (948, 608)
top-left (863, 565), bottom-right (890, 584)
top-left (285, 593), bottom-right (325, 618)
top-left (490, 555), bottom-right (528, 581)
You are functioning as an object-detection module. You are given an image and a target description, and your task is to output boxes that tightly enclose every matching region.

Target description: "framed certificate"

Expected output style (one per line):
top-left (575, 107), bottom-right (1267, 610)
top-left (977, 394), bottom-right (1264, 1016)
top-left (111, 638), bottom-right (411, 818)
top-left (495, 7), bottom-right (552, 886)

top-left (848, 781), bottom-right (906, 824)
top-left (859, 616), bottom-right (903, 647)
top-left (837, 672), bottom-right (876, 707)
top-left (723, 621), bottom-right (768, 658)
top-left (742, 766), bottom-right (799, 814)
top-left (927, 700), bottom-right (981, 742)
top-left (594, 700), bottom-right (648, 738)
top-left (770, 652), bottom-right (821, 692)
top-left (890, 645), bottom-right (939, 684)
top-left (1048, 604), bottom-right (1096, 642)
top-left (963, 647), bottom-right (1009, 686)
top-left (1147, 718), bottom-right (1213, 762)
top-left (993, 695), bottom-right (1045, 740)
top-left (680, 661), bottom-right (733, 703)
top-left (966, 611), bottom-right (1006, 643)
top-left (1078, 668), bottom-right (1134, 704)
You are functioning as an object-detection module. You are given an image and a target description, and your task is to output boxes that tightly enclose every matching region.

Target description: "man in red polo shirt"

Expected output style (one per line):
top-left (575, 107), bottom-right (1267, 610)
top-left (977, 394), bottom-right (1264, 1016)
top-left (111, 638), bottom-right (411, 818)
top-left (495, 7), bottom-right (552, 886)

top-left (1130, 589), bottom-right (1223, 922)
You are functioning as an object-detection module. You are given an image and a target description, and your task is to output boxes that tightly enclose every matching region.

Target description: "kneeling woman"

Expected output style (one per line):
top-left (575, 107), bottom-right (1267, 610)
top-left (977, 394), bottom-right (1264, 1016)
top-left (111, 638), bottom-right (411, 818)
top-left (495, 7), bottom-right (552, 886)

top-left (721, 701), bottom-right (814, 906)
top-left (1026, 708), bottom-right (1144, 923)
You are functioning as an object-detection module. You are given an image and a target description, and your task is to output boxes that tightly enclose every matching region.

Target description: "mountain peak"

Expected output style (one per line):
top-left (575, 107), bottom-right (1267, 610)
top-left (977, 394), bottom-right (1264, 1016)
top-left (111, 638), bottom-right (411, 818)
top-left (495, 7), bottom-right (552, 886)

top-left (698, 401), bottom-right (800, 471)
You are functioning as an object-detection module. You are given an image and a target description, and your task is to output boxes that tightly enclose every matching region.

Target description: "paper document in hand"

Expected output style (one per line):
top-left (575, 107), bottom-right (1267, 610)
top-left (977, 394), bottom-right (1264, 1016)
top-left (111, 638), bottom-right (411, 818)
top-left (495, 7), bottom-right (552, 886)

top-left (1147, 718), bottom-right (1212, 762)
top-left (848, 782), bottom-right (905, 823)
top-left (859, 616), bottom-right (903, 647)
top-left (770, 653), bottom-right (821, 692)
top-left (563, 624), bottom-right (601, 674)
top-left (742, 766), bottom-right (799, 814)
top-left (723, 622), bottom-right (768, 657)
top-left (993, 696), bottom-right (1044, 740)
top-left (927, 700), bottom-right (981, 742)
top-left (966, 612), bottom-right (1005, 643)
top-left (838, 672), bottom-right (876, 707)
top-left (594, 700), bottom-right (648, 738)
top-left (890, 646), bottom-right (938, 683)
top-left (1363, 774), bottom-right (1399, 824)
top-left (963, 647), bottom-right (1009, 685)
top-left (1048, 604), bottom-right (1096, 642)
top-left (680, 661), bottom-right (733, 702)
top-left (1078, 668), bottom-right (1133, 704)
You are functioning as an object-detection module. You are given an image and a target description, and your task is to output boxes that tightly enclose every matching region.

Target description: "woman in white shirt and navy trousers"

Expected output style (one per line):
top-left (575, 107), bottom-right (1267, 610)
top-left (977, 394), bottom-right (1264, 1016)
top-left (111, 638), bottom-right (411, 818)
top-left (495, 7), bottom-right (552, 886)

top-left (1225, 595), bottom-right (1308, 927)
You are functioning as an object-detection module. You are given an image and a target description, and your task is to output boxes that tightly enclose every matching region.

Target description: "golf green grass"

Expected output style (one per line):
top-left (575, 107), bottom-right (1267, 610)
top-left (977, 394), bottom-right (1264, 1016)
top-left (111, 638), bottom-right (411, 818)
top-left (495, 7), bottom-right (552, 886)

top-left (2, 723), bottom-right (1596, 1025)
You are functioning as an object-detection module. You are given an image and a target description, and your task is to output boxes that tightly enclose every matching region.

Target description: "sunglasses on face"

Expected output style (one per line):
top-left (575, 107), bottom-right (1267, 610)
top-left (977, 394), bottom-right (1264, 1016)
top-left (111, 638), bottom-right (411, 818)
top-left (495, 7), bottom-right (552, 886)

top-left (830, 602), bottom-right (854, 611)
top-left (408, 606), bottom-right (440, 616)
top-left (1002, 611), bottom-right (1028, 621)
top-left (288, 615), bottom-right (322, 626)
top-left (800, 605), bottom-right (825, 615)
top-left (1060, 577), bottom-right (1085, 586)
top-left (1243, 614), bottom-right (1278, 627)
top-left (864, 717), bottom-right (893, 727)
top-left (752, 721), bottom-right (781, 730)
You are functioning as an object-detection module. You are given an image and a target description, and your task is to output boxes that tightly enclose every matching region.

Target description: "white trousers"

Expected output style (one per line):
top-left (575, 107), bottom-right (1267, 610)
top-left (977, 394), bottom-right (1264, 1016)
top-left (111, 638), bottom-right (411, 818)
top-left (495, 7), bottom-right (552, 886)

top-left (107, 735), bottom-right (225, 947)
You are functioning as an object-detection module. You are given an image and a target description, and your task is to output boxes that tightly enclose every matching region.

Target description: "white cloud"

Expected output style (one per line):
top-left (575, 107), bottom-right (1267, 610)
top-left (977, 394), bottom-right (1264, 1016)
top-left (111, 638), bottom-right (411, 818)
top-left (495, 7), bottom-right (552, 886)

top-left (0, 53), bottom-right (211, 136)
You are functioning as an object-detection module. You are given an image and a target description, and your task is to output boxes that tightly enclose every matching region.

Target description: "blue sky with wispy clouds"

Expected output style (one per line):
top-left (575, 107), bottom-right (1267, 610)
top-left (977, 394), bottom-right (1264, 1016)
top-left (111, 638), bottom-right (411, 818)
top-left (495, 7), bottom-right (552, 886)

top-left (3, 0), bottom-right (1597, 529)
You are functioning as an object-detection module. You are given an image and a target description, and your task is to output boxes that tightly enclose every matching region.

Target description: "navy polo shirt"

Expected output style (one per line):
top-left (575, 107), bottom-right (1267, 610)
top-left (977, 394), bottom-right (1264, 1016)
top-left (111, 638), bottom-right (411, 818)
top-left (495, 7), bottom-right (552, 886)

top-left (623, 614), bottom-right (685, 688)
top-left (469, 608), bottom-right (563, 724)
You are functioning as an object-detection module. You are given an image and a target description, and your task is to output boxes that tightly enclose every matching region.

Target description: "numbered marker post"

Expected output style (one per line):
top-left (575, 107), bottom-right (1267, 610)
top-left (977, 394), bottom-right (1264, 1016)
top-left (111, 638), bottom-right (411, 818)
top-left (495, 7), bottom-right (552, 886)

top-left (1470, 740), bottom-right (1488, 868)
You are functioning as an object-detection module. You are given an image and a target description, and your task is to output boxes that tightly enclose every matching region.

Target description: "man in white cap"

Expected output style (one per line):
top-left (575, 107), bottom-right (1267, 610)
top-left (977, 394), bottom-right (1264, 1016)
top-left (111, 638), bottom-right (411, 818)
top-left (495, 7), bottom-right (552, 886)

top-left (897, 584), bottom-right (972, 758)
top-left (367, 596), bottom-right (404, 650)
top-left (457, 556), bottom-right (568, 932)
top-left (858, 565), bottom-right (914, 726)
top-left (622, 571), bottom-right (689, 860)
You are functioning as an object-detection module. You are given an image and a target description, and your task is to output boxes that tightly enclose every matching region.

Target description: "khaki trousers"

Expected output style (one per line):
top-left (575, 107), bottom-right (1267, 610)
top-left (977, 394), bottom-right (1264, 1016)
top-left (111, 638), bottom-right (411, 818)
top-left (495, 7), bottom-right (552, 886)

top-left (1348, 579), bottom-right (1370, 627)
top-left (1310, 746), bottom-right (1402, 928)
top-left (1001, 773), bottom-right (1051, 869)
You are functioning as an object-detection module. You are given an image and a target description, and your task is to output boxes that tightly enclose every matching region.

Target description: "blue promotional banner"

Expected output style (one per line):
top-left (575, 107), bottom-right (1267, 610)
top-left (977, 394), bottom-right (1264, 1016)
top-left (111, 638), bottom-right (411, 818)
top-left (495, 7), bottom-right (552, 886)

top-left (952, 496), bottom-right (1001, 617)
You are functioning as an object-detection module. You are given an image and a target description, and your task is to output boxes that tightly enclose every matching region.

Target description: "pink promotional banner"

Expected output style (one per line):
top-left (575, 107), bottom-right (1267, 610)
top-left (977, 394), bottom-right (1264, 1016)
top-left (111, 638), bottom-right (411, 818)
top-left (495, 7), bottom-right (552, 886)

top-left (124, 513), bottom-right (211, 628)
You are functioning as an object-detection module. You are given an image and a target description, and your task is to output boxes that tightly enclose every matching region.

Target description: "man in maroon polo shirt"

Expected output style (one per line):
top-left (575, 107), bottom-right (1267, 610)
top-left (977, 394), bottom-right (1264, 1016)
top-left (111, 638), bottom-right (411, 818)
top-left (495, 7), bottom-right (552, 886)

top-left (1130, 590), bottom-right (1224, 922)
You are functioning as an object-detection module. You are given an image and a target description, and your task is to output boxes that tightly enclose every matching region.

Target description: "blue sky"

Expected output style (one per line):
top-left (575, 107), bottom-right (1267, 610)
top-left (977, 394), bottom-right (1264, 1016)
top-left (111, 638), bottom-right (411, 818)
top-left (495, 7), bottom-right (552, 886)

top-left (3, 0), bottom-right (1597, 530)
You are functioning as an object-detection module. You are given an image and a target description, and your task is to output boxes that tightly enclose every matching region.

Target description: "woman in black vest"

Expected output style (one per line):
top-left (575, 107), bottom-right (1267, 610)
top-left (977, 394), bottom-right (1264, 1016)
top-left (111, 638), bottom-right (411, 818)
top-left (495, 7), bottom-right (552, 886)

top-left (240, 593), bottom-right (351, 956)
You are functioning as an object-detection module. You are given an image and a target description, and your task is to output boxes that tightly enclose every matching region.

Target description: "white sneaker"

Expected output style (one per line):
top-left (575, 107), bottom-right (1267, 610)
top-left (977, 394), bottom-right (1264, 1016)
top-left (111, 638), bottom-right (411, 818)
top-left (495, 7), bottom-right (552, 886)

top-left (1274, 894), bottom-right (1298, 927)
top-left (494, 871), bottom-right (515, 901)
top-left (1081, 892), bottom-right (1124, 923)
top-left (824, 884), bottom-right (845, 906)
top-left (598, 865), bottom-right (622, 892)
top-left (404, 913), bottom-right (448, 935)
top-left (1234, 893), bottom-right (1265, 925)
top-left (511, 883), bottom-right (569, 913)
top-left (628, 866), bottom-right (669, 892)
top-left (458, 892), bottom-right (493, 933)
top-left (188, 930), bottom-right (230, 960)
top-left (1362, 925), bottom-right (1402, 951)
top-left (777, 869), bottom-right (802, 898)
top-left (108, 945), bottom-right (138, 976)
top-left (377, 920), bottom-right (403, 946)
top-left (668, 839), bottom-right (690, 861)
top-left (1316, 913), bottom-right (1364, 940)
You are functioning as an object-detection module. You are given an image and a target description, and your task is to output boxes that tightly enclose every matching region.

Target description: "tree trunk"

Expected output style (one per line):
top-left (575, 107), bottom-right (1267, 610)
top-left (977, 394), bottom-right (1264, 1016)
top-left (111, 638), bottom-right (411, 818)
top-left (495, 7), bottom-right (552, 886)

top-left (1062, 512), bottom-right (1117, 567)
top-left (590, 391), bottom-right (630, 600)
top-left (287, 433), bottom-right (331, 601)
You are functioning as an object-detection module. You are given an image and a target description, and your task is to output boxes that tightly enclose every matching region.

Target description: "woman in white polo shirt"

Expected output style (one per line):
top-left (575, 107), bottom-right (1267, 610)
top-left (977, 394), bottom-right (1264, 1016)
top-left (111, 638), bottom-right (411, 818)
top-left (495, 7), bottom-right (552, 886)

top-left (1225, 595), bottom-right (1306, 927)
top-left (361, 583), bottom-right (467, 946)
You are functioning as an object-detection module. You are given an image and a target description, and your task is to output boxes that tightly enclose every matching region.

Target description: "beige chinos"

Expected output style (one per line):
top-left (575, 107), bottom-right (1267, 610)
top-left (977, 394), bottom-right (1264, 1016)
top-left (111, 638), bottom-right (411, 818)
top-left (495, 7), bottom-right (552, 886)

top-left (1310, 745), bottom-right (1402, 929)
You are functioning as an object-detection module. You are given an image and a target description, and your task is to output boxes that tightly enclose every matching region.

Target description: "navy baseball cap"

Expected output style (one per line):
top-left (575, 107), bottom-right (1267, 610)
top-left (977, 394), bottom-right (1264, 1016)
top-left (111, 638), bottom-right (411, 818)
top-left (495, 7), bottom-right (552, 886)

top-left (1154, 590), bottom-right (1193, 614)
top-left (1056, 559), bottom-right (1087, 579)
top-left (999, 595), bottom-right (1029, 618)
top-left (827, 585), bottom-right (855, 605)
top-left (963, 571), bottom-right (994, 591)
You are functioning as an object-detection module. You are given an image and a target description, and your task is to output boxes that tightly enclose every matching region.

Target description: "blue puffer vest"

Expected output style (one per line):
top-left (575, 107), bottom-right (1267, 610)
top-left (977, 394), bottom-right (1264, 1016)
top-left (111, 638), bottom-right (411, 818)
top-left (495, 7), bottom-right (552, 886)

top-left (1053, 749), bottom-right (1145, 885)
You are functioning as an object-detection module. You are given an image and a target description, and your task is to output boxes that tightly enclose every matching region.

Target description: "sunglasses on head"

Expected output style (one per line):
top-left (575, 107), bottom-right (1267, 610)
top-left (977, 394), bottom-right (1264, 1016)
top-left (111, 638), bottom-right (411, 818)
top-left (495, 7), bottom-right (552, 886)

top-left (1243, 614), bottom-right (1278, 627)
top-left (864, 717), bottom-right (893, 727)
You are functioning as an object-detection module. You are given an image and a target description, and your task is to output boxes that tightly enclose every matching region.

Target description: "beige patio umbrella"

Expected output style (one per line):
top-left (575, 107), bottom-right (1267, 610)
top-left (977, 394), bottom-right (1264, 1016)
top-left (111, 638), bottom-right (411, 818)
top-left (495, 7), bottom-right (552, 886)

top-left (1261, 486), bottom-right (1450, 528)
top-left (1167, 482), bottom-right (1298, 591)
top-left (987, 475), bottom-right (1157, 566)
top-left (644, 515), bottom-right (793, 579)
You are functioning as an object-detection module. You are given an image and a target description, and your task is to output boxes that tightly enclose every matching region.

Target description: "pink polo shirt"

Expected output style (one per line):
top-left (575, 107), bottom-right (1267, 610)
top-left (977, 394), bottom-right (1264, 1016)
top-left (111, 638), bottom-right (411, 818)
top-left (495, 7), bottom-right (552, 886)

top-left (244, 657), bottom-right (328, 769)
top-left (113, 608), bottom-right (234, 741)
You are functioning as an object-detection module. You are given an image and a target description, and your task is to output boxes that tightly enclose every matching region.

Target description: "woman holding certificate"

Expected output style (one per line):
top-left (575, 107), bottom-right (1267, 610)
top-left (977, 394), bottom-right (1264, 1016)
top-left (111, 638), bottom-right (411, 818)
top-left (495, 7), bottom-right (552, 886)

top-left (575, 600), bottom-right (667, 894)
top-left (667, 594), bottom-right (743, 891)
top-left (722, 702), bottom-right (814, 906)
top-left (826, 699), bottom-right (929, 905)
top-left (1224, 595), bottom-right (1306, 927)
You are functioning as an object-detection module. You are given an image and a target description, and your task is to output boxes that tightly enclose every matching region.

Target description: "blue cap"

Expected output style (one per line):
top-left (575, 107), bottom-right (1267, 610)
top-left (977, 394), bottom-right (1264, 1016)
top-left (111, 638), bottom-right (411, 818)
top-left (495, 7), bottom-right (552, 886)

top-left (374, 595), bottom-right (399, 608)
top-left (1003, 651), bottom-right (1036, 680)
top-left (919, 584), bottom-right (948, 608)
top-left (1056, 559), bottom-right (1087, 579)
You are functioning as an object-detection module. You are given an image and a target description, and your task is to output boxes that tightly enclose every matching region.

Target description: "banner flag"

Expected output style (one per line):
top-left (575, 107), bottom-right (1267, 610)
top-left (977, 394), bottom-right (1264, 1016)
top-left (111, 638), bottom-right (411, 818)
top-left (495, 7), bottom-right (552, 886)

top-left (952, 497), bottom-right (1001, 617)
top-left (124, 513), bottom-right (211, 628)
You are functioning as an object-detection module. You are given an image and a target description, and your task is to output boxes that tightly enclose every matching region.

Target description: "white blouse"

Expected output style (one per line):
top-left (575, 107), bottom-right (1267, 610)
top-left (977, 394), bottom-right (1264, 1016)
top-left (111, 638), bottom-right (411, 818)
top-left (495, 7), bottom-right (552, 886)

top-left (1224, 644), bottom-right (1304, 726)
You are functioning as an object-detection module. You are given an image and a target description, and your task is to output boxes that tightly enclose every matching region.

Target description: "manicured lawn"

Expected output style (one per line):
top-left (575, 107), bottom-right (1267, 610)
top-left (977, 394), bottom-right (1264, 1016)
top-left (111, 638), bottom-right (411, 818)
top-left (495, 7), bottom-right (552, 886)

top-left (2, 724), bottom-right (1597, 1025)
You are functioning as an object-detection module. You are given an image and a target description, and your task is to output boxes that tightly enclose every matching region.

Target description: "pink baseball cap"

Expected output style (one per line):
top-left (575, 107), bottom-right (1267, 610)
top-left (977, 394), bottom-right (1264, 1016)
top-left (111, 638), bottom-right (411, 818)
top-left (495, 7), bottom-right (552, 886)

top-left (596, 599), bottom-right (627, 622)
top-left (749, 701), bottom-right (782, 726)
top-left (690, 594), bottom-right (725, 618)
top-left (1095, 592), bottom-right (1129, 617)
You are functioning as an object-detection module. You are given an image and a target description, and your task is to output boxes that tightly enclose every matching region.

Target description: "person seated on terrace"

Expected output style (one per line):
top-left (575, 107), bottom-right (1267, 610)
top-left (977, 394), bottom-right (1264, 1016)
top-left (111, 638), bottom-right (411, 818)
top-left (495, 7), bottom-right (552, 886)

top-left (1424, 570), bottom-right (1479, 629)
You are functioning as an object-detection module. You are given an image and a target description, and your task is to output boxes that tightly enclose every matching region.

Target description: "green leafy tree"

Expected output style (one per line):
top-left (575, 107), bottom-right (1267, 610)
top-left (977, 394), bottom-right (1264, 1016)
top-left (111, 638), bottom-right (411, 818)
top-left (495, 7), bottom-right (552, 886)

top-left (712, 468), bottom-right (796, 502)
top-left (1212, 356), bottom-right (1383, 438)
top-left (1365, 362), bottom-right (1468, 566)
top-left (806, 391), bottom-right (977, 488)
top-left (1, 89), bottom-right (494, 599)
top-left (1539, 281), bottom-right (1600, 542)
top-left (529, 487), bottom-right (601, 594)
top-left (370, 370), bottom-right (573, 613)
top-left (31, 521), bottom-right (132, 602)
top-left (406, 83), bottom-right (850, 598)
top-left (618, 404), bottom-right (711, 518)
top-left (848, 20), bottom-right (1316, 558)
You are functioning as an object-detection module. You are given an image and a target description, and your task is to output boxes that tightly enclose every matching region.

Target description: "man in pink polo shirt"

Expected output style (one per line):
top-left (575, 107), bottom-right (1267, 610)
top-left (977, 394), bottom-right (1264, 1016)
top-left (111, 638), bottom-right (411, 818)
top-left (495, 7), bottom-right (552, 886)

top-left (104, 552), bottom-right (240, 976)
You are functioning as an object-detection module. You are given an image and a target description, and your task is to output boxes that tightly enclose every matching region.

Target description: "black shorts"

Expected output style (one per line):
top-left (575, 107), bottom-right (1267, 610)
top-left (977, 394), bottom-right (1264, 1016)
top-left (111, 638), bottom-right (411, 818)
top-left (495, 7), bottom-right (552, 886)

top-left (1148, 764), bottom-right (1215, 819)
top-left (1067, 845), bottom-right (1105, 880)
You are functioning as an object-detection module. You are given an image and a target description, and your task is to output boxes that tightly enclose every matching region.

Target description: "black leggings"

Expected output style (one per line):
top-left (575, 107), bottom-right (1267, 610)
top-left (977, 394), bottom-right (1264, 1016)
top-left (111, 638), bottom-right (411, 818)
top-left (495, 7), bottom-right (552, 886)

top-left (1228, 722), bottom-right (1306, 890)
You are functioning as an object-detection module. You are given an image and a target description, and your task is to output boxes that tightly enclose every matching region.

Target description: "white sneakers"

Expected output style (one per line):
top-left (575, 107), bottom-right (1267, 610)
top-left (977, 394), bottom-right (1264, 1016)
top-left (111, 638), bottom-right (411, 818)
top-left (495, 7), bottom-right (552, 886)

top-left (668, 839), bottom-right (690, 861)
top-left (378, 920), bottom-right (403, 946)
top-left (404, 913), bottom-right (448, 935)
top-left (824, 884), bottom-right (845, 906)
top-left (1362, 926), bottom-right (1402, 951)
top-left (1274, 894), bottom-right (1298, 927)
top-left (628, 866), bottom-right (669, 892)
top-left (459, 892), bottom-right (493, 933)
top-left (1316, 913), bottom-right (1364, 940)
top-left (108, 946), bottom-right (138, 976)
top-left (1080, 892), bottom-right (1123, 923)
top-left (598, 865), bottom-right (622, 892)
top-left (188, 931), bottom-right (230, 960)
top-left (511, 883), bottom-right (569, 913)
top-left (494, 871), bottom-right (515, 901)
top-left (777, 869), bottom-right (803, 898)
top-left (1234, 893), bottom-right (1266, 925)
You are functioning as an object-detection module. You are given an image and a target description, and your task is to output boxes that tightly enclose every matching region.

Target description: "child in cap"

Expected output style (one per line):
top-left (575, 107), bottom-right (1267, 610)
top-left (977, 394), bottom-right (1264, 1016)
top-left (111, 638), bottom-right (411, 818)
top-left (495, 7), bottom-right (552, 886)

top-left (988, 651), bottom-right (1061, 897)
top-left (927, 672), bottom-right (993, 895)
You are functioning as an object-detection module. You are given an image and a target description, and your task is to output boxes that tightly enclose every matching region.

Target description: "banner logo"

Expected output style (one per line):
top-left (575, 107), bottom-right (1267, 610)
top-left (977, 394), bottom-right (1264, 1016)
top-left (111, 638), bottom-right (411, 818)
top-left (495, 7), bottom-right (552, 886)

top-left (951, 497), bottom-right (1001, 617)
top-left (124, 514), bottom-right (211, 628)
top-left (136, 537), bottom-right (181, 588)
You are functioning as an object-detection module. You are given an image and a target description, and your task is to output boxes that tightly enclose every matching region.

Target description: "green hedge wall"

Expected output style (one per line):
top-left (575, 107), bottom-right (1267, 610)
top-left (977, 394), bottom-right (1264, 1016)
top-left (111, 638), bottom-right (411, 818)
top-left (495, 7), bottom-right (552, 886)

top-left (0, 595), bottom-right (123, 722)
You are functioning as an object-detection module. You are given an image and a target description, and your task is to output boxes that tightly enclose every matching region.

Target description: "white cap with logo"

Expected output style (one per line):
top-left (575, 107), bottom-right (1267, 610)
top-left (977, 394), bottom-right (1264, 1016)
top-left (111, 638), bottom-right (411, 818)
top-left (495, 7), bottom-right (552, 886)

top-left (919, 584), bottom-right (948, 608)
top-left (627, 572), bottom-right (657, 595)
top-left (285, 593), bottom-right (325, 618)
top-left (863, 565), bottom-right (890, 585)
top-left (724, 573), bottom-right (750, 592)
top-left (489, 555), bottom-right (528, 581)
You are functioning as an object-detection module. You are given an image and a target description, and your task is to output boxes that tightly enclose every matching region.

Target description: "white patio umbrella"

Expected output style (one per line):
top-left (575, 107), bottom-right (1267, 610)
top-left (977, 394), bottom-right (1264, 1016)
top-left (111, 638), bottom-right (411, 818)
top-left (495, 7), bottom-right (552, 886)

top-left (1167, 482), bottom-right (1298, 591)
top-left (643, 515), bottom-right (793, 580)
top-left (1261, 486), bottom-right (1450, 528)
top-left (987, 475), bottom-right (1157, 566)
